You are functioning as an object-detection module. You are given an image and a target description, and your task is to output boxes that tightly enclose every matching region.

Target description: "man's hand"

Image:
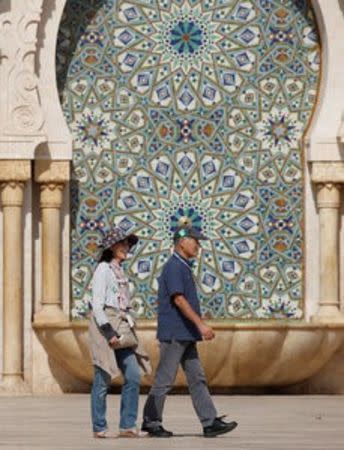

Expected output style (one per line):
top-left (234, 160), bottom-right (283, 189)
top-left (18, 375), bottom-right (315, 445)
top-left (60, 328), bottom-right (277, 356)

top-left (173, 294), bottom-right (215, 340)
top-left (108, 335), bottom-right (120, 348)
top-left (198, 322), bottom-right (215, 340)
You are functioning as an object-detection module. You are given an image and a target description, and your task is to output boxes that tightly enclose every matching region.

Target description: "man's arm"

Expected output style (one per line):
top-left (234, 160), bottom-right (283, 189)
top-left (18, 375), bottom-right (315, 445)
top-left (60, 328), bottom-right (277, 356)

top-left (173, 294), bottom-right (215, 340)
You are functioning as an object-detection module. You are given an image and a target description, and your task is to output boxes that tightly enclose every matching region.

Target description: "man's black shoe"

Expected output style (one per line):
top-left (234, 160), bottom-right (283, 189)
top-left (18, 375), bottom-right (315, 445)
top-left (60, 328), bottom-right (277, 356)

top-left (203, 416), bottom-right (238, 438)
top-left (141, 423), bottom-right (173, 438)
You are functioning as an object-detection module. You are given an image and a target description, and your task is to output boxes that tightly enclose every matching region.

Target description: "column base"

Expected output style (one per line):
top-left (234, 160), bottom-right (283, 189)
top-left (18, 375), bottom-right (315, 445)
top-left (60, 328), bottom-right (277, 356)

top-left (0, 375), bottom-right (30, 395)
top-left (34, 304), bottom-right (69, 324)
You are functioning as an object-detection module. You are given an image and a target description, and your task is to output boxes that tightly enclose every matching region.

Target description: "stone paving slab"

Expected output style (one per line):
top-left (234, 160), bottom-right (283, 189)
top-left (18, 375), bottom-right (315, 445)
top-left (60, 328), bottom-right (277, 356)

top-left (0, 395), bottom-right (343, 449)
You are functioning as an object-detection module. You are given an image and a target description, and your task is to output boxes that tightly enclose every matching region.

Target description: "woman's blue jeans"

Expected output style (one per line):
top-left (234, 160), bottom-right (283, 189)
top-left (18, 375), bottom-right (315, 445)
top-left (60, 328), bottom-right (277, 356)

top-left (91, 348), bottom-right (141, 432)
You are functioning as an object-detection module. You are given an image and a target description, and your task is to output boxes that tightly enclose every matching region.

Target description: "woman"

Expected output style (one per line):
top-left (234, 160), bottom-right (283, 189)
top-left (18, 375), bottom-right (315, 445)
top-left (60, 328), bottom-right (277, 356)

top-left (89, 226), bottom-right (149, 438)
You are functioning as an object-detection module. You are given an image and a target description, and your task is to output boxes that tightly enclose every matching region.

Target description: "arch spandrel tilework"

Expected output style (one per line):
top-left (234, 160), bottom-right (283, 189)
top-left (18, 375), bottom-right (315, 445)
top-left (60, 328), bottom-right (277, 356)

top-left (56, 0), bottom-right (320, 320)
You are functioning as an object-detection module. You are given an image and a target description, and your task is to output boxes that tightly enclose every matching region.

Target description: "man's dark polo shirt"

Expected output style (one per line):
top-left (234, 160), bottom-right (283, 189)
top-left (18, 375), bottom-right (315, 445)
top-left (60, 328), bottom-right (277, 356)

top-left (157, 252), bottom-right (202, 342)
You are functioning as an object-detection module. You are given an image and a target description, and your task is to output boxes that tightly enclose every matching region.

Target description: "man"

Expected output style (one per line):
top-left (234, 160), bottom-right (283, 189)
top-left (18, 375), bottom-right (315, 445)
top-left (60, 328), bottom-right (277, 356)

top-left (142, 226), bottom-right (238, 438)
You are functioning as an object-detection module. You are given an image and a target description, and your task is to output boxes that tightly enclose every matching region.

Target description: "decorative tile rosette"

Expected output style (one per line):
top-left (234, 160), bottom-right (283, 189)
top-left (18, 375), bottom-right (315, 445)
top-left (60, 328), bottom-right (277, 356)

top-left (57, 0), bottom-right (320, 320)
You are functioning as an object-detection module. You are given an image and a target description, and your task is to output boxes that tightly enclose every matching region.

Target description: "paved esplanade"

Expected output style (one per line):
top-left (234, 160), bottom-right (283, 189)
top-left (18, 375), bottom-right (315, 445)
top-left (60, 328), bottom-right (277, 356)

top-left (0, 395), bottom-right (343, 449)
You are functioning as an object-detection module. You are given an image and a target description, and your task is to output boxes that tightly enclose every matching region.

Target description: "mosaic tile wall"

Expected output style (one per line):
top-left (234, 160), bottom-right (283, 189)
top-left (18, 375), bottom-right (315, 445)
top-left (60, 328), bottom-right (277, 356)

top-left (57, 0), bottom-right (320, 320)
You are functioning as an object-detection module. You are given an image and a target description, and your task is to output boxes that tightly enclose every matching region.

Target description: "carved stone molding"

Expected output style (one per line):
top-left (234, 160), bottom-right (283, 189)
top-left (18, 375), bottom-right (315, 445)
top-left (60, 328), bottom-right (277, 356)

top-left (0, 0), bottom-right (46, 156)
top-left (311, 162), bottom-right (344, 184)
top-left (0, 159), bottom-right (31, 181)
top-left (34, 160), bottom-right (70, 183)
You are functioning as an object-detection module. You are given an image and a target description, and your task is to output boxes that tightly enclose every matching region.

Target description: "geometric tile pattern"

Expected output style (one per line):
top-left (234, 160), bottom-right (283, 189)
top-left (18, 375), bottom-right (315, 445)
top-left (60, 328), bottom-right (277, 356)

top-left (56, 0), bottom-right (320, 320)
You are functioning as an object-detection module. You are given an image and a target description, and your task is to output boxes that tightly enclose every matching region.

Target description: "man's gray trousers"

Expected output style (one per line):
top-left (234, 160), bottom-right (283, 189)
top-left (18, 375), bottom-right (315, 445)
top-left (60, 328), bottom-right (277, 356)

top-left (143, 340), bottom-right (217, 428)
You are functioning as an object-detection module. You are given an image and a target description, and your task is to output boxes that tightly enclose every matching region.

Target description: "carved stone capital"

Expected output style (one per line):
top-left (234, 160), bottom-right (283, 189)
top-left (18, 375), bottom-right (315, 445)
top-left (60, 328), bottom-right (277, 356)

top-left (316, 183), bottom-right (341, 209)
top-left (0, 160), bottom-right (30, 206)
top-left (40, 183), bottom-right (64, 209)
top-left (0, 181), bottom-right (25, 207)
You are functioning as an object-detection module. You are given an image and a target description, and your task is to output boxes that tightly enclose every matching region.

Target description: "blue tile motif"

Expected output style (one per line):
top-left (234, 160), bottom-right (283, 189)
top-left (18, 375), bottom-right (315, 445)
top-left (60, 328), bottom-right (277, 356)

top-left (56, 0), bottom-right (320, 320)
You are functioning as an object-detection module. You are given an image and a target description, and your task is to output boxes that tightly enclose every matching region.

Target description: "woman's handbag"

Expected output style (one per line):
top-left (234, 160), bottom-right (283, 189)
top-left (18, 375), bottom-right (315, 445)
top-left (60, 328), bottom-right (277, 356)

top-left (106, 308), bottom-right (138, 349)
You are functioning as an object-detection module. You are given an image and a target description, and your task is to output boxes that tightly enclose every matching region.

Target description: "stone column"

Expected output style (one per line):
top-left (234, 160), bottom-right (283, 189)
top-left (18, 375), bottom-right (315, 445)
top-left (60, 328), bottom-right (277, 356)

top-left (316, 183), bottom-right (341, 317)
top-left (0, 160), bottom-right (30, 392)
top-left (34, 161), bottom-right (70, 323)
top-left (312, 163), bottom-right (344, 321)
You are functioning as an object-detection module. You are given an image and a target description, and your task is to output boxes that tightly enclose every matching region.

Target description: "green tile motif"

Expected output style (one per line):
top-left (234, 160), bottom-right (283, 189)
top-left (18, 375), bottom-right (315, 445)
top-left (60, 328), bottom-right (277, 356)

top-left (56, 0), bottom-right (321, 320)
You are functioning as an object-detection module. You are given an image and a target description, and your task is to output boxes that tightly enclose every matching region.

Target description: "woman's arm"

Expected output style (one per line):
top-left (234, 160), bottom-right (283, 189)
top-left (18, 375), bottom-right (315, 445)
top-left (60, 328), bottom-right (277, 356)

top-left (92, 263), bottom-right (119, 341)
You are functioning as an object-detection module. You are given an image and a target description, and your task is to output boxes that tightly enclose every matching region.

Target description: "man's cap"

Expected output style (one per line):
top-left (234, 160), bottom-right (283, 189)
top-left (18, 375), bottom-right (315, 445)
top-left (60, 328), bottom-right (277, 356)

top-left (173, 226), bottom-right (208, 243)
top-left (100, 226), bottom-right (138, 250)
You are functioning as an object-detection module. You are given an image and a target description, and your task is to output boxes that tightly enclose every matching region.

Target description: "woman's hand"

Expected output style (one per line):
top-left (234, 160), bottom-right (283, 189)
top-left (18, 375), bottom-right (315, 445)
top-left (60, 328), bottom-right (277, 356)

top-left (108, 335), bottom-right (121, 348)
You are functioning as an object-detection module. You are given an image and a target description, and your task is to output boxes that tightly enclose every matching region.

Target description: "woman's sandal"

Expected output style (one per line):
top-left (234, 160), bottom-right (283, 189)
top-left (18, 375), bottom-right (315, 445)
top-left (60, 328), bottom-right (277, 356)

top-left (118, 429), bottom-right (145, 438)
top-left (93, 430), bottom-right (108, 438)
